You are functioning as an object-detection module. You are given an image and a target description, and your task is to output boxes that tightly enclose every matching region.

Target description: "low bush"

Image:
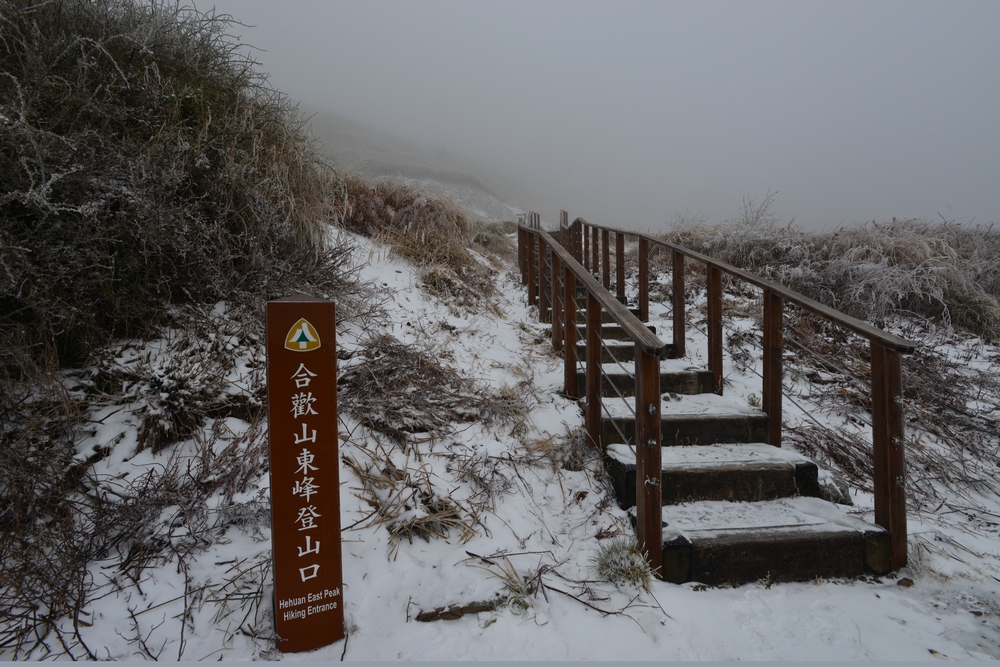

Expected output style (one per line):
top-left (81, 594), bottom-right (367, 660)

top-left (0, 0), bottom-right (347, 381)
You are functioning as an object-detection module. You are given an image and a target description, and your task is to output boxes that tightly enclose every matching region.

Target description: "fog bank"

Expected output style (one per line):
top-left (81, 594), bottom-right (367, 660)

top-left (200, 0), bottom-right (1000, 231)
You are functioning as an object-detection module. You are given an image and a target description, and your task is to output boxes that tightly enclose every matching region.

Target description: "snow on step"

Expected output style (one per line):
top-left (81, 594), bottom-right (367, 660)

top-left (587, 360), bottom-right (704, 376)
top-left (605, 442), bottom-right (813, 471)
top-left (662, 496), bottom-right (879, 539)
top-left (657, 497), bottom-right (892, 584)
top-left (604, 442), bottom-right (820, 507)
top-left (598, 391), bottom-right (763, 418)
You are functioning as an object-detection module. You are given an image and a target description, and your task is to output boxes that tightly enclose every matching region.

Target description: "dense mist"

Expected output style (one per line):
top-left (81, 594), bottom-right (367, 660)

top-left (198, 0), bottom-right (1000, 231)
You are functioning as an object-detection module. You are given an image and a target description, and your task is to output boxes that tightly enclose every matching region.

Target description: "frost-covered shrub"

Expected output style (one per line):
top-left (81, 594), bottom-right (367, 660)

top-left (0, 0), bottom-right (345, 374)
top-left (338, 174), bottom-right (499, 306)
top-left (592, 536), bottom-right (652, 590)
top-left (659, 196), bottom-right (1000, 339)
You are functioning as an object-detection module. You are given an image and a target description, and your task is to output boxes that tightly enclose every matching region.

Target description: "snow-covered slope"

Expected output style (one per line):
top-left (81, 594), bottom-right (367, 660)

top-left (17, 228), bottom-right (1000, 661)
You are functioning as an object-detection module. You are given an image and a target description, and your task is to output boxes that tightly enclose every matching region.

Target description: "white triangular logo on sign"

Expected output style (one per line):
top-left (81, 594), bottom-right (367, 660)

top-left (284, 318), bottom-right (321, 352)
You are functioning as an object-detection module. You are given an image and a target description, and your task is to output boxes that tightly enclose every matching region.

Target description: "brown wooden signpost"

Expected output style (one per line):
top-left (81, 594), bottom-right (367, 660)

top-left (266, 295), bottom-right (344, 653)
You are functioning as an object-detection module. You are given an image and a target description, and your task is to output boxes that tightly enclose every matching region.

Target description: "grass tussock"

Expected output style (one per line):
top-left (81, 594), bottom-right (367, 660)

top-left (658, 194), bottom-right (1000, 339)
top-left (344, 443), bottom-right (478, 558)
top-left (591, 536), bottom-right (652, 591)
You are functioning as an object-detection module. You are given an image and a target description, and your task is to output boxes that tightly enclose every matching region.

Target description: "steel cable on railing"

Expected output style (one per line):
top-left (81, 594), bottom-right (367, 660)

top-left (601, 335), bottom-right (637, 378)
top-left (572, 298), bottom-right (641, 453)
top-left (666, 283), bottom-right (878, 435)
top-left (539, 228), bottom-right (657, 459)
top-left (783, 325), bottom-right (872, 387)
top-left (597, 369), bottom-right (639, 456)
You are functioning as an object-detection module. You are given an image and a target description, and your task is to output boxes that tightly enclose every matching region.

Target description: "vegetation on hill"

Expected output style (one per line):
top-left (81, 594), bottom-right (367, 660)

top-left (649, 196), bottom-right (1000, 535)
top-left (338, 173), bottom-right (515, 310)
top-left (0, 0), bottom-right (508, 654)
top-left (659, 194), bottom-right (1000, 340)
top-left (0, 0), bottom-right (354, 375)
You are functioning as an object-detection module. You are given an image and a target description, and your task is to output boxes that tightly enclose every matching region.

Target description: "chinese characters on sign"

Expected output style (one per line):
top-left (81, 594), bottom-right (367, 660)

top-left (266, 297), bottom-right (344, 653)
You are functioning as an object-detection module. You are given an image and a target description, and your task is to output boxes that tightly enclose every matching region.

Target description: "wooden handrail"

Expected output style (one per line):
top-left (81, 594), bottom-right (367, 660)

top-left (520, 220), bottom-right (664, 577)
top-left (571, 217), bottom-right (913, 569)
top-left (576, 219), bottom-right (916, 353)
top-left (535, 228), bottom-right (669, 358)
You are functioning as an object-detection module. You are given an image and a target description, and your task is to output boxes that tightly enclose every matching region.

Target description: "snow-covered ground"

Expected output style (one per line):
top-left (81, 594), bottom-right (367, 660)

top-left (30, 229), bottom-right (1000, 661)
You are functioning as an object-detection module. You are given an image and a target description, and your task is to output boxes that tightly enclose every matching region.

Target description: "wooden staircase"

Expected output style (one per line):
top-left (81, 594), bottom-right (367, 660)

top-left (568, 294), bottom-right (892, 586)
top-left (521, 215), bottom-right (910, 587)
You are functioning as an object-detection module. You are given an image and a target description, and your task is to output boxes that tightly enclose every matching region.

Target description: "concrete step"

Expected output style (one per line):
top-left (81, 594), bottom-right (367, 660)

top-left (597, 394), bottom-right (769, 446)
top-left (605, 443), bottom-right (820, 508)
top-left (539, 330), bottom-right (677, 363)
top-left (575, 339), bottom-right (679, 363)
top-left (577, 323), bottom-right (657, 342)
top-left (656, 497), bottom-right (892, 584)
top-left (575, 361), bottom-right (713, 398)
top-left (575, 307), bottom-right (642, 324)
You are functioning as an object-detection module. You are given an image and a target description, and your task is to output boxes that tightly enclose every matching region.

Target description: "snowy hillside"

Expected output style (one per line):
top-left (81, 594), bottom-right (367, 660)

top-left (10, 226), bottom-right (998, 661)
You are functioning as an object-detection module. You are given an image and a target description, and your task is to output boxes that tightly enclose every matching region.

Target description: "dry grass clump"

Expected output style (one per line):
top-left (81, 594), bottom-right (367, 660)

top-left (338, 174), bottom-right (499, 308)
top-left (471, 220), bottom-right (518, 265)
top-left (90, 304), bottom-right (268, 453)
top-left (522, 426), bottom-right (596, 472)
top-left (659, 195), bottom-right (1000, 339)
top-left (344, 443), bottom-right (478, 557)
top-left (338, 334), bottom-right (526, 444)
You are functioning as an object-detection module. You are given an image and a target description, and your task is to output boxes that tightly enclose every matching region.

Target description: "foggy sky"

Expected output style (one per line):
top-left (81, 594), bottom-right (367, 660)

top-left (199, 0), bottom-right (999, 231)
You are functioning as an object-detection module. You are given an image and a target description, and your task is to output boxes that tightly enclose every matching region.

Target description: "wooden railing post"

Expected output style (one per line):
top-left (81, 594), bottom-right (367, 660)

top-left (638, 238), bottom-right (650, 322)
top-left (635, 347), bottom-right (663, 579)
top-left (616, 233), bottom-right (626, 303)
top-left (583, 223), bottom-right (590, 271)
top-left (586, 293), bottom-right (602, 449)
top-left (563, 269), bottom-right (579, 398)
top-left (708, 265), bottom-right (723, 395)
top-left (552, 252), bottom-right (564, 353)
top-left (538, 242), bottom-right (551, 323)
top-left (602, 229), bottom-right (611, 291)
top-left (672, 250), bottom-right (685, 358)
top-left (871, 343), bottom-right (907, 569)
top-left (519, 227), bottom-right (526, 286)
top-left (591, 226), bottom-right (599, 278)
top-left (762, 290), bottom-right (783, 446)
top-left (573, 219), bottom-right (583, 263)
top-left (527, 231), bottom-right (538, 307)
